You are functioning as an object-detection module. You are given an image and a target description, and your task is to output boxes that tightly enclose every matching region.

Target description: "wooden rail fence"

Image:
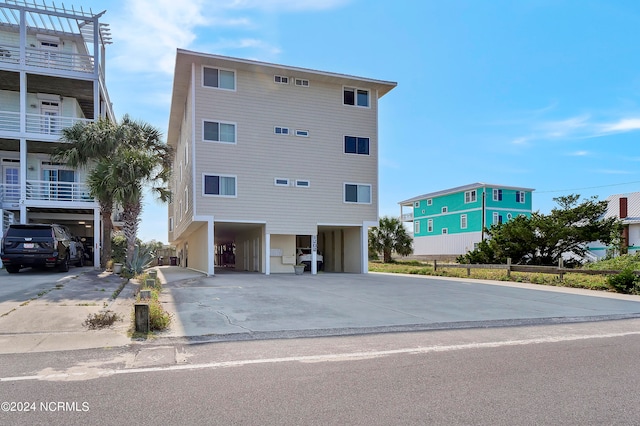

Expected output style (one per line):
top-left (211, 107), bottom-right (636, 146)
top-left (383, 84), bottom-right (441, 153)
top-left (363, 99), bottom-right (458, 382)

top-left (432, 258), bottom-right (633, 281)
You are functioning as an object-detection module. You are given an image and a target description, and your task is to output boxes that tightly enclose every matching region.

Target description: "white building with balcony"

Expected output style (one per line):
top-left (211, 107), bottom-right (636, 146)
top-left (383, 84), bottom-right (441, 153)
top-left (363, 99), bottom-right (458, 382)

top-left (0, 1), bottom-right (113, 267)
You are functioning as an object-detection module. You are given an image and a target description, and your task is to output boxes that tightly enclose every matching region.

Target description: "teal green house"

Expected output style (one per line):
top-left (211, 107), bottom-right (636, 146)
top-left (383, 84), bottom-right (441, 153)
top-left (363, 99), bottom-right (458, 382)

top-left (399, 183), bottom-right (534, 257)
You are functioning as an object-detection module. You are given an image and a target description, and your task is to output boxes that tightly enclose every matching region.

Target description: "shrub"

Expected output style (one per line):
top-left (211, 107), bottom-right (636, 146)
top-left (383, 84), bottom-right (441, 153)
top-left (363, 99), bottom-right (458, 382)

top-left (84, 311), bottom-right (121, 329)
top-left (148, 299), bottom-right (171, 330)
top-left (607, 268), bottom-right (640, 294)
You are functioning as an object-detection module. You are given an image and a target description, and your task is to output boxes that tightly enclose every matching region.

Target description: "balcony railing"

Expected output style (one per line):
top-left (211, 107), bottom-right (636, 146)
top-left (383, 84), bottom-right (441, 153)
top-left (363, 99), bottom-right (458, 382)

top-left (401, 212), bottom-right (414, 221)
top-left (0, 181), bottom-right (94, 204)
top-left (0, 43), bottom-right (95, 74)
top-left (0, 110), bottom-right (92, 136)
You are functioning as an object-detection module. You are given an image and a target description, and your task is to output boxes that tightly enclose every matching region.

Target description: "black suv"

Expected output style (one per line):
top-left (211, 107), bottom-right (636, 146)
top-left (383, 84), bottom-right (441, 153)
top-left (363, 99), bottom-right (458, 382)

top-left (1, 224), bottom-right (85, 274)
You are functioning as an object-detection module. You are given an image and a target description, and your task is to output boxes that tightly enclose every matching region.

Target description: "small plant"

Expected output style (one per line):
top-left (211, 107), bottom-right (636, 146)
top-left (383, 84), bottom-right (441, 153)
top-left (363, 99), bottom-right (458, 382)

top-left (607, 268), bottom-right (640, 294)
top-left (127, 245), bottom-right (154, 275)
top-left (83, 310), bottom-right (122, 329)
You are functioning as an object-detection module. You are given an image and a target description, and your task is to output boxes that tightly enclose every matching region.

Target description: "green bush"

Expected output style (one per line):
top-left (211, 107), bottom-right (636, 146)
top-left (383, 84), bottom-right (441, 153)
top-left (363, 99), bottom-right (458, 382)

top-left (607, 268), bottom-right (640, 294)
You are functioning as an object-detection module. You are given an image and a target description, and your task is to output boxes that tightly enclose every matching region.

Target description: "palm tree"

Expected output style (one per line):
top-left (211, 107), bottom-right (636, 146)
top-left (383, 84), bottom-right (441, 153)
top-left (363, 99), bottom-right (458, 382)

top-left (104, 117), bottom-right (172, 267)
top-left (53, 118), bottom-right (121, 267)
top-left (369, 216), bottom-right (413, 263)
top-left (53, 115), bottom-right (172, 269)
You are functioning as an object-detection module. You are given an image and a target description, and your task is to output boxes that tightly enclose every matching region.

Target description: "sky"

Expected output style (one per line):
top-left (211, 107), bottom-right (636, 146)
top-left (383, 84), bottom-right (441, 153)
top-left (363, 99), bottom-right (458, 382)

top-left (68, 0), bottom-right (640, 243)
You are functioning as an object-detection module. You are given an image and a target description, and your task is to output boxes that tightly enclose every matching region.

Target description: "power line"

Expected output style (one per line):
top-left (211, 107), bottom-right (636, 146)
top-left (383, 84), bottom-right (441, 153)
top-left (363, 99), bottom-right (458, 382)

top-left (536, 180), bottom-right (640, 194)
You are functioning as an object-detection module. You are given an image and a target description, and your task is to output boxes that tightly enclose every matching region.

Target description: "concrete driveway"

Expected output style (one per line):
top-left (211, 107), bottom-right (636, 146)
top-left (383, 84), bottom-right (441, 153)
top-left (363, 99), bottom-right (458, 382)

top-left (155, 267), bottom-right (640, 342)
top-left (3, 265), bottom-right (640, 353)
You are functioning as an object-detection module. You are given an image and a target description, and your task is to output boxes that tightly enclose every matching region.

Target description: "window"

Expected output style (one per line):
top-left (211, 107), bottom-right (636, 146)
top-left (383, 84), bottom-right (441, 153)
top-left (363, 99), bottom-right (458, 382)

top-left (184, 187), bottom-right (188, 212)
top-left (507, 213), bottom-right (513, 220)
top-left (179, 201), bottom-right (182, 219)
top-left (185, 139), bottom-right (189, 164)
top-left (414, 221), bottom-right (420, 234)
top-left (203, 67), bottom-right (235, 90)
top-left (179, 162), bottom-right (182, 183)
top-left (344, 183), bottom-right (371, 203)
top-left (461, 214), bottom-right (467, 229)
top-left (295, 130), bottom-right (309, 137)
top-left (414, 201), bottom-right (420, 208)
top-left (274, 127), bottom-right (289, 135)
top-left (344, 136), bottom-right (370, 155)
top-left (427, 219), bottom-right (433, 233)
top-left (169, 217), bottom-right (174, 232)
top-left (274, 75), bottom-right (289, 84)
top-left (204, 121), bottom-right (236, 143)
top-left (427, 199), bottom-right (432, 206)
top-left (343, 87), bottom-right (369, 107)
top-left (295, 180), bottom-right (310, 187)
top-left (442, 206), bottom-right (448, 213)
top-left (295, 78), bottom-right (309, 87)
top-left (465, 190), bottom-right (477, 203)
top-left (274, 178), bottom-right (289, 186)
top-left (442, 228), bottom-right (448, 235)
top-left (493, 189), bottom-right (503, 201)
top-left (203, 174), bottom-right (236, 197)
top-left (493, 212), bottom-right (503, 225)
top-left (516, 191), bottom-right (526, 203)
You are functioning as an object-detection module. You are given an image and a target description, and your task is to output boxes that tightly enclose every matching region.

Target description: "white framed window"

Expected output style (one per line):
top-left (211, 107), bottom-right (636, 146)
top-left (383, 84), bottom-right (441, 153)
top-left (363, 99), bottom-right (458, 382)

top-left (461, 214), bottom-right (467, 229)
top-left (203, 66), bottom-right (235, 90)
top-left (179, 201), bottom-right (183, 220)
top-left (343, 87), bottom-right (370, 107)
top-left (422, 209), bottom-right (425, 214)
top-left (344, 183), bottom-right (371, 204)
top-left (203, 120), bottom-right (236, 143)
top-left (274, 75), bottom-right (289, 84)
top-left (274, 126), bottom-right (289, 135)
top-left (185, 139), bottom-right (189, 164)
top-left (295, 180), bottom-right (310, 187)
top-left (344, 136), bottom-right (369, 155)
top-left (274, 178), bottom-right (289, 186)
top-left (493, 212), bottom-right (503, 225)
top-left (516, 191), bottom-right (526, 203)
top-left (427, 199), bottom-right (432, 206)
top-left (414, 221), bottom-right (420, 234)
top-left (203, 174), bottom-right (237, 197)
top-left (184, 186), bottom-right (188, 212)
top-left (442, 228), bottom-right (448, 235)
top-left (427, 219), bottom-right (433, 233)
top-left (169, 217), bottom-right (174, 232)
top-left (295, 129), bottom-right (309, 137)
top-left (465, 190), bottom-right (477, 203)
top-left (414, 201), bottom-right (420, 208)
top-left (493, 189), bottom-right (502, 201)
top-left (442, 206), bottom-right (448, 213)
top-left (295, 78), bottom-right (309, 87)
top-left (179, 161), bottom-right (182, 183)
top-left (507, 213), bottom-right (513, 220)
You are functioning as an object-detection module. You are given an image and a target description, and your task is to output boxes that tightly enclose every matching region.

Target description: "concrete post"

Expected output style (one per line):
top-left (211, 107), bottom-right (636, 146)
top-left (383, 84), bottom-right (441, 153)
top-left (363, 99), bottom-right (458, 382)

top-left (135, 303), bottom-right (150, 333)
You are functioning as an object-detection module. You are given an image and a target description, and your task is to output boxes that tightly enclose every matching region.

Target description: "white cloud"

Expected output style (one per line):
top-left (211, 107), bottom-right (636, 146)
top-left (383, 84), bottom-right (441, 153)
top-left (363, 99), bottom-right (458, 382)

top-left (569, 150), bottom-right (589, 156)
top-left (511, 136), bottom-right (529, 145)
top-left (228, 0), bottom-right (350, 11)
top-left (600, 118), bottom-right (640, 133)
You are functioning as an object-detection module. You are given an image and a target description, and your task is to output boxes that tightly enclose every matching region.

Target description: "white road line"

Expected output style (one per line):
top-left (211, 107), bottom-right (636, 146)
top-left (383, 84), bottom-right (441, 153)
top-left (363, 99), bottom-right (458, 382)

top-left (2, 330), bottom-right (640, 382)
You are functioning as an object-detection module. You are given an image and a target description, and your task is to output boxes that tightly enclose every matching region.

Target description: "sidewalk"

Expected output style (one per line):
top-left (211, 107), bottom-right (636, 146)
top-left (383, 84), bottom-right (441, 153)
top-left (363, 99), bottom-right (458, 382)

top-left (0, 268), bottom-right (134, 354)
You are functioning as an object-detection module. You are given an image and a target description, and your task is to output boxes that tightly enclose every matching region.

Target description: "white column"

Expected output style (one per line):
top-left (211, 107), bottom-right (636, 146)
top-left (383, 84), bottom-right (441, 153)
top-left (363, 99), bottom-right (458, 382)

top-left (93, 208), bottom-right (101, 268)
top-left (265, 232), bottom-right (270, 275)
top-left (19, 138), bottom-right (27, 223)
top-left (209, 218), bottom-right (215, 276)
top-left (311, 234), bottom-right (317, 275)
top-left (362, 222), bottom-right (376, 274)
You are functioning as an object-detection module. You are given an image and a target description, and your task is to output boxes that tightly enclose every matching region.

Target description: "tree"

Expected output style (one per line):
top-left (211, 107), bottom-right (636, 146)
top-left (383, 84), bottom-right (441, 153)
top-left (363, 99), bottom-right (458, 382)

top-left (98, 116), bottom-right (171, 268)
top-left (458, 195), bottom-right (623, 265)
top-left (369, 216), bottom-right (413, 263)
top-left (53, 115), bottom-right (172, 268)
top-left (53, 118), bottom-right (122, 267)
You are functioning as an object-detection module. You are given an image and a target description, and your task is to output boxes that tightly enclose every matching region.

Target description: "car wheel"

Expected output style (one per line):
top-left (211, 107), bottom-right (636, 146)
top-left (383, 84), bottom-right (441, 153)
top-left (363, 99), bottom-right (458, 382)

top-left (58, 254), bottom-right (70, 272)
top-left (6, 265), bottom-right (20, 274)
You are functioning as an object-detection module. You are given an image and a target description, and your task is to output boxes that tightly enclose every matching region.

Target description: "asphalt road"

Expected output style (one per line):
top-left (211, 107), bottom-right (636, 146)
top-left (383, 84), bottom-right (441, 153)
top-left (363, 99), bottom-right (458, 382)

top-left (2, 319), bottom-right (640, 425)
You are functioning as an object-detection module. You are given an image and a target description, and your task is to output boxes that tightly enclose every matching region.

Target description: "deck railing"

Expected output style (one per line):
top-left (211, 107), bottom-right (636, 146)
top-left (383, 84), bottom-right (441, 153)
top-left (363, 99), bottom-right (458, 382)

top-left (0, 111), bottom-right (91, 136)
top-left (0, 181), bottom-right (94, 204)
top-left (0, 43), bottom-right (94, 74)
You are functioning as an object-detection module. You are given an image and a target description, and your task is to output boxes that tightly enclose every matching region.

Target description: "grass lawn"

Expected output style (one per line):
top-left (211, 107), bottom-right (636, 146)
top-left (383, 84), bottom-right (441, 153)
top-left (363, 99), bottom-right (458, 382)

top-left (369, 260), bottom-right (611, 292)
